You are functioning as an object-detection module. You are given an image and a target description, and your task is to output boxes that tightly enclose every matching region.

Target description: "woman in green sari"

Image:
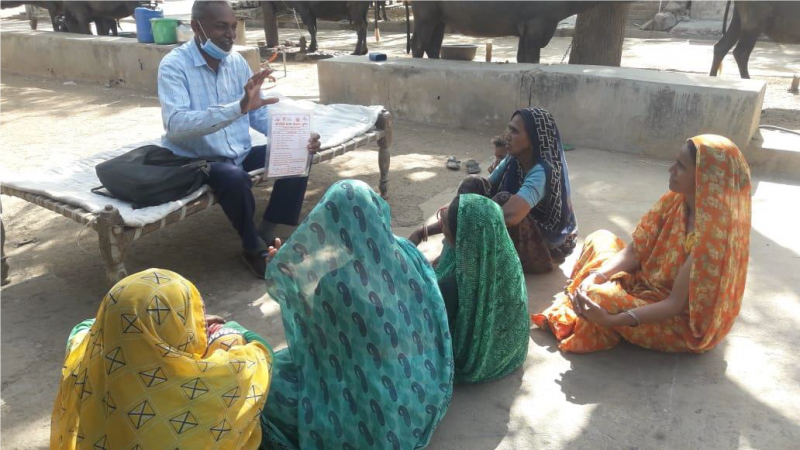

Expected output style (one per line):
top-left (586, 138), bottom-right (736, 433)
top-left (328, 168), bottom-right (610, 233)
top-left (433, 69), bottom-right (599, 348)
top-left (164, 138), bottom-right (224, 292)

top-left (261, 180), bottom-right (454, 449)
top-left (434, 194), bottom-right (530, 384)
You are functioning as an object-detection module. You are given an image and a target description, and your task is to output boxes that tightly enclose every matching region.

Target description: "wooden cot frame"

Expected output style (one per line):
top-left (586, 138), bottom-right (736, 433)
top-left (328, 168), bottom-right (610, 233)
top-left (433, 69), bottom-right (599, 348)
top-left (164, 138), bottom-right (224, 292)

top-left (0, 111), bottom-right (392, 285)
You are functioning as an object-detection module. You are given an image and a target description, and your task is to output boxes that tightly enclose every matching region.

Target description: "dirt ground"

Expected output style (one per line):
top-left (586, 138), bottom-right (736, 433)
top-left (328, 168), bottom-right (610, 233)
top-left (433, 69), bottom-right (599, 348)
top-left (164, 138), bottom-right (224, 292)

top-left (2, 15), bottom-right (800, 450)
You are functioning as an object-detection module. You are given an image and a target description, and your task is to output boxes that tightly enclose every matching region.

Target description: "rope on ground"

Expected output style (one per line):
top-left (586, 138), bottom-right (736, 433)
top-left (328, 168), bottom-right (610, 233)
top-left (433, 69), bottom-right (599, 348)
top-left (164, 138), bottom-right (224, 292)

top-left (76, 215), bottom-right (99, 255)
top-left (560, 43), bottom-right (572, 64)
top-left (759, 125), bottom-right (800, 137)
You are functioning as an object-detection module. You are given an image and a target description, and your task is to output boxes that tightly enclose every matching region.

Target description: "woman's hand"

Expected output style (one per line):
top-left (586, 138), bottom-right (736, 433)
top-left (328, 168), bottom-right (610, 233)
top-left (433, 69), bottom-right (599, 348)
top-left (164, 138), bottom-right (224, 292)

top-left (205, 314), bottom-right (226, 326)
top-left (567, 291), bottom-right (584, 316)
top-left (574, 291), bottom-right (615, 327)
top-left (205, 314), bottom-right (226, 335)
top-left (408, 228), bottom-right (423, 246)
top-left (578, 271), bottom-right (607, 293)
top-left (265, 238), bottom-right (282, 265)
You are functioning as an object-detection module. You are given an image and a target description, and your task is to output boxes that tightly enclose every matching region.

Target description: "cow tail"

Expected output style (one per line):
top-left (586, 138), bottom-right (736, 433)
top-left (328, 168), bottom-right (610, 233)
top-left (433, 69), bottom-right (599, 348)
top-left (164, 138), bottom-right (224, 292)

top-left (405, 1), bottom-right (410, 54)
top-left (722, 0), bottom-right (732, 34)
top-left (374, 2), bottom-right (381, 42)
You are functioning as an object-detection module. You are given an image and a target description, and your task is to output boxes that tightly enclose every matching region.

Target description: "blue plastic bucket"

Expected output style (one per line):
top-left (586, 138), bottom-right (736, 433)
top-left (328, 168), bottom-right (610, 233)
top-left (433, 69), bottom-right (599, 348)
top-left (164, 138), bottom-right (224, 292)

top-left (134, 7), bottom-right (163, 43)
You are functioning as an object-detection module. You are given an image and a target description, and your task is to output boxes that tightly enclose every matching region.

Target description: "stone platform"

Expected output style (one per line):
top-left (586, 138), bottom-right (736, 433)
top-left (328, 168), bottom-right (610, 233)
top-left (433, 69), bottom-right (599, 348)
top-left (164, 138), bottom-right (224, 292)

top-left (748, 128), bottom-right (800, 177)
top-left (0, 30), bottom-right (260, 95)
top-left (319, 56), bottom-right (767, 159)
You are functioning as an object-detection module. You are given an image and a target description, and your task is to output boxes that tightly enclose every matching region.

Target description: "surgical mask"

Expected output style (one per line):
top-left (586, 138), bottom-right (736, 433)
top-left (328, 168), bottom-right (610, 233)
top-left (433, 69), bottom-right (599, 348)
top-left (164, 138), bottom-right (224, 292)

top-left (197, 22), bottom-right (231, 60)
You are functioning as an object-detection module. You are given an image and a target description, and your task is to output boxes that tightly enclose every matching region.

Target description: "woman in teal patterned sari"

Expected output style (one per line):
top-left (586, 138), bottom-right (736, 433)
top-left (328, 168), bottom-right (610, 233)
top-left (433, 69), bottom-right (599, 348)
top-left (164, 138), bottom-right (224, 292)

top-left (261, 180), bottom-right (454, 449)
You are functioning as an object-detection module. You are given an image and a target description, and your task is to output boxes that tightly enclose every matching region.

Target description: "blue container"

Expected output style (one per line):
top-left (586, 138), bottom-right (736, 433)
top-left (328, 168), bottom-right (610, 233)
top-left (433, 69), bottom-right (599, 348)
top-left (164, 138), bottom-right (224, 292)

top-left (134, 7), bottom-right (163, 43)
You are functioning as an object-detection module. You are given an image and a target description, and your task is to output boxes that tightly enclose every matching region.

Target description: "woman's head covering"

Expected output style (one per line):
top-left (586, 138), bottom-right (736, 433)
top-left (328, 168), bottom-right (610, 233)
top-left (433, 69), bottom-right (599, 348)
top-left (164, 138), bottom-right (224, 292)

top-left (498, 107), bottom-right (577, 247)
top-left (51, 269), bottom-right (272, 449)
top-left (633, 135), bottom-right (751, 352)
top-left (435, 194), bottom-right (529, 383)
top-left (262, 180), bottom-right (454, 449)
top-left (686, 134), bottom-right (751, 350)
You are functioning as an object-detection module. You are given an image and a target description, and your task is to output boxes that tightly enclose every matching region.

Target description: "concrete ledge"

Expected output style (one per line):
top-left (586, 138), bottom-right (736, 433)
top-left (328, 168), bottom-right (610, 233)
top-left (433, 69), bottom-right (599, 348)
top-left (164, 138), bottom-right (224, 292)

top-left (319, 56), bottom-right (766, 158)
top-left (0, 30), bottom-right (260, 94)
top-left (747, 129), bottom-right (800, 177)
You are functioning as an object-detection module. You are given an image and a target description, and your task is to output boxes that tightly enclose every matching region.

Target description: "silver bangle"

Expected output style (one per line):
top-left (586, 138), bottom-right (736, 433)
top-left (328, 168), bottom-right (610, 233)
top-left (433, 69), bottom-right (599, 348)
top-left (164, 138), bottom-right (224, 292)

top-left (623, 310), bottom-right (641, 327)
top-left (590, 270), bottom-right (609, 282)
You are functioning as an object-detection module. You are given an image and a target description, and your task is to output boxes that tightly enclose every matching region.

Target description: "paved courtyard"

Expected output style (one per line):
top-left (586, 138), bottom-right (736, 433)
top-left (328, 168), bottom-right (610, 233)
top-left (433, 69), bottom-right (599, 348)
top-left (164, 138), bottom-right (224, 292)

top-left (1, 7), bottom-right (799, 449)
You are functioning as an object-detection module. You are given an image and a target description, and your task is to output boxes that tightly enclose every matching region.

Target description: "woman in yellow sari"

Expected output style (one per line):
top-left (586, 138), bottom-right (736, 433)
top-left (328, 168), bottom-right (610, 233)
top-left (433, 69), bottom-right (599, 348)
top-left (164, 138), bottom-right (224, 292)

top-left (50, 269), bottom-right (273, 449)
top-left (533, 135), bottom-right (751, 353)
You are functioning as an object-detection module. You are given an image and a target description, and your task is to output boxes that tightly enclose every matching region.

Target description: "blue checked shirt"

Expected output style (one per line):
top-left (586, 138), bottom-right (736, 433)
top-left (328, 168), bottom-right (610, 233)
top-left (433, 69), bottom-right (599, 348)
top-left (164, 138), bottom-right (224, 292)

top-left (157, 38), bottom-right (268, 165)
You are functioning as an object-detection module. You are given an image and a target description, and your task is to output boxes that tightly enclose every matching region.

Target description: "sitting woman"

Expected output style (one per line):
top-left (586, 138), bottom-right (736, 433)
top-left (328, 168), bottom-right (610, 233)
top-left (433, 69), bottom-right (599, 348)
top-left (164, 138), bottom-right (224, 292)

top-left (533, 135), bottom-right (751, 353)
top-left (411, 107), bottom-right (578, 274)
top-left (436, 194), bottom-right (530, 383)
top-left (51, 269), bottom-right (273, 449)
top-left (261, 180), bottom-right (454, 449)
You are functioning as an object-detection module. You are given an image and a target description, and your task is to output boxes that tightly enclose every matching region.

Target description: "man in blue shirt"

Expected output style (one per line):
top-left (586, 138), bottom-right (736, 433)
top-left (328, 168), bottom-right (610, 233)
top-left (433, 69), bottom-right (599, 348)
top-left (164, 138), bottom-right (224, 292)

top-left (158, 1), bottom-right (320, 277)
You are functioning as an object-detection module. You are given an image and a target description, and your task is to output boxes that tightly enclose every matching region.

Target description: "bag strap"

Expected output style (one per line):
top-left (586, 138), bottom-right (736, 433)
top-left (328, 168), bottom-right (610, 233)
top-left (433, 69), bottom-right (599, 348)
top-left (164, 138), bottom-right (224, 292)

top-left (90, 186), bottom-right (117, 199)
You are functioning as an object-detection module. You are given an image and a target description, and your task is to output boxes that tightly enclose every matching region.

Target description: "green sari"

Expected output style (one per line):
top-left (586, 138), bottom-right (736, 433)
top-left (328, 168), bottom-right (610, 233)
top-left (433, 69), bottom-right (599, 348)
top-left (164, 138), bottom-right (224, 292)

top-left (435, 194), bottom-right (529, 384)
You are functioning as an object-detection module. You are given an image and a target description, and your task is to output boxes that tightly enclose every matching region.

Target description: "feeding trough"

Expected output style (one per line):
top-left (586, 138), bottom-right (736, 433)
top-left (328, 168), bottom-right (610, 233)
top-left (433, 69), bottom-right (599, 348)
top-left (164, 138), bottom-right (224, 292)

top-left (440, 44), bottom-right (478, 61)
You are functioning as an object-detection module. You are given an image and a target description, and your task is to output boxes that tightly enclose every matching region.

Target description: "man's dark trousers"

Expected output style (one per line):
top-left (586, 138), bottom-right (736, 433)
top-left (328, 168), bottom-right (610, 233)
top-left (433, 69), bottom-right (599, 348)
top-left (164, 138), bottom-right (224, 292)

top-left (206, 145), bottom-right (307, 251)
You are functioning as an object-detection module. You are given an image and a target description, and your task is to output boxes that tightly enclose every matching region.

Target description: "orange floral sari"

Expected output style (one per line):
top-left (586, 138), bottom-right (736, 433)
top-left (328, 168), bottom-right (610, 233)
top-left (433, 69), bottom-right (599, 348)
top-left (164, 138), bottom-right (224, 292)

top-left (532, 135), bottom-right (752, 353)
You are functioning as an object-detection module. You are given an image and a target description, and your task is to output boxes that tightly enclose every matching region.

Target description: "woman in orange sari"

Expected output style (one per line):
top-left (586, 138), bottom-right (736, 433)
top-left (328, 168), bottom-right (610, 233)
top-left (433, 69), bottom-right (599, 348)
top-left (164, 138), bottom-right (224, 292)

top-left (532, 135), bottom-right (751, 353)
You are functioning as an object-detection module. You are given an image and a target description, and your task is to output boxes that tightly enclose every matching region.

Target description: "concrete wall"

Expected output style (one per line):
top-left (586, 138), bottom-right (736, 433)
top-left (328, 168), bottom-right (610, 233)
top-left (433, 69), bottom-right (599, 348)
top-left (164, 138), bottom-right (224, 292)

top-left (690, 1), bottom-right (728, 20)
top-left (319, 56), bottom-right (766, 159)
top-left (627, 1), bottom-right (728, 23)
top-left (627, 1), bottom-right (662, 27)
top-left (0, 31), bottom-right (260, 95)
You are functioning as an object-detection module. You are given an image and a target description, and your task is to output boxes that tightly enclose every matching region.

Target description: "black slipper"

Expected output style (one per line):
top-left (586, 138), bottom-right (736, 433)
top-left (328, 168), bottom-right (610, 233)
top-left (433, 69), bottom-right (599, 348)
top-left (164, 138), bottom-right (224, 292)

top-left (446, 156), bottom-right (461, 170)
top-left (241, 250), bottom-right (268, 279)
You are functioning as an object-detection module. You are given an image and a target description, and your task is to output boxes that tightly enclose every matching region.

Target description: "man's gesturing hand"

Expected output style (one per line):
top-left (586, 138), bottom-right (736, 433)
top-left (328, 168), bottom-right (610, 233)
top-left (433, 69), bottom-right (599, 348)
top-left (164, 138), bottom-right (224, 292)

top-left (240, 69), bottom-right (279, 114)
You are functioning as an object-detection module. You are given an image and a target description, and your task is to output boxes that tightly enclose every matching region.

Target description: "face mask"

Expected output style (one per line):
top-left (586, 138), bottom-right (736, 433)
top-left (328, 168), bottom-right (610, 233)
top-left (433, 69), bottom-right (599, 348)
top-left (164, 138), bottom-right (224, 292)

top-left (197, 22), bottom-right (231, 60)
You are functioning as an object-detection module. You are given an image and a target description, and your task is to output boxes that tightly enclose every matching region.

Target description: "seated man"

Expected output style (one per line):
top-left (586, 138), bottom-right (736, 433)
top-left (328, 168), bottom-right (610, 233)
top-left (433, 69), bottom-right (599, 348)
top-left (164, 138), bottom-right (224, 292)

top-left (157, 0), bottom-right (320, 277)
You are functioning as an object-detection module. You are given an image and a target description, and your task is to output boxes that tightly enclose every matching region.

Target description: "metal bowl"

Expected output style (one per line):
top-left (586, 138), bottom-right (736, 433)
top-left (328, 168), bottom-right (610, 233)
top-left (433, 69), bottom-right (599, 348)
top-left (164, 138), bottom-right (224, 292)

top-left (439, 44), bottom-right (478, 61)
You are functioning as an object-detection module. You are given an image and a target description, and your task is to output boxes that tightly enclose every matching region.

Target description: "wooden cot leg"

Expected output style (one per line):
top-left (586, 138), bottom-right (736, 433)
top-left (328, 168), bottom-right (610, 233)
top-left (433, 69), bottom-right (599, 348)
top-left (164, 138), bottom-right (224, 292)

top-left (378, 142), bottom-right (391, 199)
top-left (1, 199), bottom-right (9, 287)
top-left (377, 110), bottom-right (393, 199)
top-left (97, 205), bottom-right (128, 285)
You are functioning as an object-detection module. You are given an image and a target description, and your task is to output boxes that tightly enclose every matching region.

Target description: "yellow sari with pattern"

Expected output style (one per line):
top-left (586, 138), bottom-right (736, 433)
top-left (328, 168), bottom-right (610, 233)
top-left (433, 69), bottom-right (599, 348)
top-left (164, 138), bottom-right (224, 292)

top-left (533, 135), bottom-right (752, 353)
top-left (50, 269), bottom-right (272, 449)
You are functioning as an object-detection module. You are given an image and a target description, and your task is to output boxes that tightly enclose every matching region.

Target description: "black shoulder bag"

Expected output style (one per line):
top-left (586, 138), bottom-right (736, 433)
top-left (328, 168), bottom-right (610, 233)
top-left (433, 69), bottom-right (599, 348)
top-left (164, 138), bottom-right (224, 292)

top-left (93, 145), bottom-right (214, 209)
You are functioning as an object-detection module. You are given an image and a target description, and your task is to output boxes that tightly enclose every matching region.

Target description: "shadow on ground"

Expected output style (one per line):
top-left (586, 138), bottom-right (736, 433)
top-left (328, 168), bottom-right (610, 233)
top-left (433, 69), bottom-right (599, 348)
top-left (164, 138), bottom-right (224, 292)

top-left (2, 73), bottom-right (799, 448)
